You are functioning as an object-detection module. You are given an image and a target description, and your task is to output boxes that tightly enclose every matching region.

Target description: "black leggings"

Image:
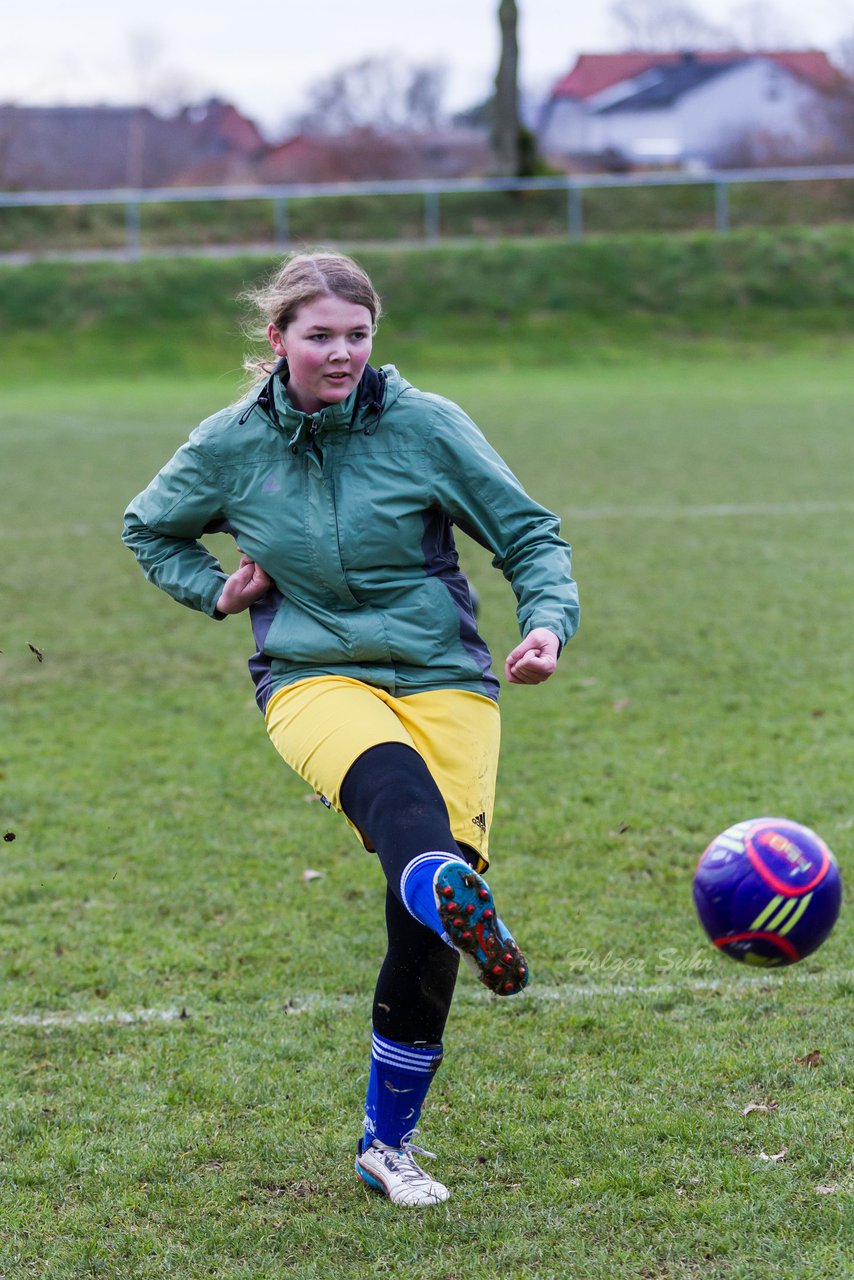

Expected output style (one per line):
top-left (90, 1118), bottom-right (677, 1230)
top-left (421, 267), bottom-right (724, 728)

top-left (339, 742), bottom-right (475, 1044)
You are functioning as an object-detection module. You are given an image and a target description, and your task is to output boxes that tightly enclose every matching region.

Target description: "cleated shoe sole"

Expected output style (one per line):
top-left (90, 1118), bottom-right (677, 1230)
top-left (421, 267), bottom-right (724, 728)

top-left (434, 862), bottom-right (530, 996)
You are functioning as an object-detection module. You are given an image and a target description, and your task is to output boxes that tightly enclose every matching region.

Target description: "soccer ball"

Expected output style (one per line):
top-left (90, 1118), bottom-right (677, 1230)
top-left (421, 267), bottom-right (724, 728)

top-left (693, 818), bottom-right (842, 967)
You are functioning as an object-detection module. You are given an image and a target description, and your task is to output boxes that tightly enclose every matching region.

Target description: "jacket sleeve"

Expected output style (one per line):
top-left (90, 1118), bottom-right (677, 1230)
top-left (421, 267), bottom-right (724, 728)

top-left (121, 430), bottom-right (230, 618)
top-left (427, 401), bottom-right (580, 648)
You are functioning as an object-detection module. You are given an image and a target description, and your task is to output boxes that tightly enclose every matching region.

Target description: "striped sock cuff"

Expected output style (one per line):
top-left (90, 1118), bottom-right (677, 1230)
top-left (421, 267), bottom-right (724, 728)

top-left (371, 1031), bottom-right (443, 1075)
top-left (399, 851), bottom-right (467, 917)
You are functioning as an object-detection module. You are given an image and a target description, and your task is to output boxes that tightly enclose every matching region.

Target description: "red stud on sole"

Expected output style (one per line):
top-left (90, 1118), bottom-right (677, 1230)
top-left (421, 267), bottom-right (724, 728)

top-left (434, 862), bottom-right (530, 996)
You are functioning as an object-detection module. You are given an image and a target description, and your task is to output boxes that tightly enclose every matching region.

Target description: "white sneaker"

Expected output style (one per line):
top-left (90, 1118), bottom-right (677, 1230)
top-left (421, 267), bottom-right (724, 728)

top-left (355, 1133), bottom-right (450, 1206)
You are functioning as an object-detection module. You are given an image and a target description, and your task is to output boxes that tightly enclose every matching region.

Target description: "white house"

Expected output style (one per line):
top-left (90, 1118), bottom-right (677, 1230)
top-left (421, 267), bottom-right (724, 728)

top-left (539, 50), bottom-right (850, 167)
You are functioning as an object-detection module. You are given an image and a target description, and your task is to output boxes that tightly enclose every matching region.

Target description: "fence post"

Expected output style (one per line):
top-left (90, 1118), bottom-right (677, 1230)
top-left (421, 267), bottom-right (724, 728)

top-left (273, 197), bottom-right (290, 248)
top-left (714, 180), bottom-right (730, 232)
top-left (424, 190), bottom-right (440, 243)
top-left (125, 199), bottom-right (142, 260)
top-left (568, 184), bottom-right (584, 239)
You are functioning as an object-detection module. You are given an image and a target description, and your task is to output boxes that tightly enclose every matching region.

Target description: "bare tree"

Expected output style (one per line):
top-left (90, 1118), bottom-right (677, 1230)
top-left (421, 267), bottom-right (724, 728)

top-left (609, 0), bottom-right (732, 49)
top-left (405, 66), bottom-right (446, 132)
top-left (290, 58), bottom-right (447, 135)
top-left (728, 2), bottom-right (798, 49)
top-left (128, 28), bottom-right (203, 114)
top-left (128, 29), bottom-right (164, 102)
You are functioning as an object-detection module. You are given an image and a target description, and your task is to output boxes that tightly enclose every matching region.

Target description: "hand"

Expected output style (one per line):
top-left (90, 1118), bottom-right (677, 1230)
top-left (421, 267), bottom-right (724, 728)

top-left (504, 627), bottom-right (560, 685)
top-left (216, 555), bottom-right (273, 615)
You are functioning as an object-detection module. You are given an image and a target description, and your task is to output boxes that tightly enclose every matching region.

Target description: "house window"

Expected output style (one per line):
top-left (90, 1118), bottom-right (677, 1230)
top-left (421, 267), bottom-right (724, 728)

top-left (634, 138), bottom-right (681, 161)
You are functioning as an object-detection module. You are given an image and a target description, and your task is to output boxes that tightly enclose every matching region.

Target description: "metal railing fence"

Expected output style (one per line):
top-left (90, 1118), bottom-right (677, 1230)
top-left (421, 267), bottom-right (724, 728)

top-left (2, 164), bottom-right (854, 258)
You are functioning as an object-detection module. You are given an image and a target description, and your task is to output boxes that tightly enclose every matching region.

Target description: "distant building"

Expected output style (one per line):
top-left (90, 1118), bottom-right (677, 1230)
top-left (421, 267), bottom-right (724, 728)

top-left (0, 100), bottom-right (265, 190)
top-left (0, 101), bottom-right (491, 189)
top-left (258, 127), bottom-right (490, 185)
top-left (539, 50), bottom-right (852, 168)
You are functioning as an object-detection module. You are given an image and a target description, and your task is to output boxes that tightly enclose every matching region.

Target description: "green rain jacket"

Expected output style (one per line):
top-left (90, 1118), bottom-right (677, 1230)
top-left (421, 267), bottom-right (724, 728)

top-left (122, 364), bottom-right (580, 711)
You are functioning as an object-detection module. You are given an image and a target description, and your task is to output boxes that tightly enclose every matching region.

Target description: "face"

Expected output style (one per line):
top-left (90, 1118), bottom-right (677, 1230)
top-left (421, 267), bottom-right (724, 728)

top-left (268, 294), bottom-right (373, 415)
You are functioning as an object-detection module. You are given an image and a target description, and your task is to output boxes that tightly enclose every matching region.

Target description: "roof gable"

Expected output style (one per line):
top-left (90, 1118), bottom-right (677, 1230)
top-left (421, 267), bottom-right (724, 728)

top-left (551, 49), bottom-right (847, 101)
top-left (594, 59), bottom-right (741, 113)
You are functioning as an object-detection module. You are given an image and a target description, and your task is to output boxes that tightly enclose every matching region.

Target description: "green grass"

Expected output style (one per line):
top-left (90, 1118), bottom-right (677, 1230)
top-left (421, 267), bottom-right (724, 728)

top-left (4, 228), bottom-right (854, 384)
top-left (1, 338), bottom-right (852, 1277)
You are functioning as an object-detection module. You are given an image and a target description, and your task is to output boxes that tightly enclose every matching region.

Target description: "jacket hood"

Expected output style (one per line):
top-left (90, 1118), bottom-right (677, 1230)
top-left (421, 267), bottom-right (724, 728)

top-left (238, 362), bottom-right (409, 452)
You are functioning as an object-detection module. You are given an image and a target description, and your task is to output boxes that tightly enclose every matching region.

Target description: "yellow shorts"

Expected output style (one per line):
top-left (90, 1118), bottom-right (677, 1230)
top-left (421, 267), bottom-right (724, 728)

top-left (265, 676), bottom-right (501, 869)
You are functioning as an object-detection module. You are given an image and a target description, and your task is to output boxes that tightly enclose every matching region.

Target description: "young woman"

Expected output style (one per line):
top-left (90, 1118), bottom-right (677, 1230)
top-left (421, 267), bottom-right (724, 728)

top-left (123, 251), bottom-right (579, 1207)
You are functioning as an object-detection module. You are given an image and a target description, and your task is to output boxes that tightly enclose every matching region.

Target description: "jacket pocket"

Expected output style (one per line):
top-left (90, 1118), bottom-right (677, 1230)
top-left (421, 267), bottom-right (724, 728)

top-left (263, 599), bottom-right (351, 665)
top-left (263, 597), bottom-right (392, 665)
top-left (385, 577), bottom-right (462, 668)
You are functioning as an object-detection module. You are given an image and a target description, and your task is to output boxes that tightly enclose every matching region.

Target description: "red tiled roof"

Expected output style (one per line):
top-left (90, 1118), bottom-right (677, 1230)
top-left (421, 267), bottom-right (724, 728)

top-left (208, 103), bottom-right (266, 152)
top-left (551, 50), bottom-right (847, 100)
top-left (260, 129), bottom-right (489, 183)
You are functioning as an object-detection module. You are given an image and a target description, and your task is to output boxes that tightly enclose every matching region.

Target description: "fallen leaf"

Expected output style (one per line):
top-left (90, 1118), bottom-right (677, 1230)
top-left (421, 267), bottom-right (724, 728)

top-left (816, 1185), bottom-right (840, 1195)
top-left (810, 709), bottom-right (826, 718)
top-left (27, 643), bottom-right (44, 662)
top-left (743, 1101), bottom-right (779, 1115)
top-left (758, 1149), bottom-right (787, 1162)
top-left (612, 698), bottom-right (630, 712)
top-left (301, 869), bottom-right (323, 882)
top-left (795, 1050), bottom-right (824, 1068)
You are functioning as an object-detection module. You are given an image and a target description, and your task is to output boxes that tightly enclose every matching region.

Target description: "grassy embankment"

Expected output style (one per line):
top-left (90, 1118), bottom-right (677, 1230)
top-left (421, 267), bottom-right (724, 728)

top-left (3, 224), bottom-right (854, 380)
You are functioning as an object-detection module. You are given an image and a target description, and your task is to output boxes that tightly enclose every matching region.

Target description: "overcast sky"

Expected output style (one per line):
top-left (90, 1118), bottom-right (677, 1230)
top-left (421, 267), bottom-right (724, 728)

top-left (3, 0), bottom-right (852, 137)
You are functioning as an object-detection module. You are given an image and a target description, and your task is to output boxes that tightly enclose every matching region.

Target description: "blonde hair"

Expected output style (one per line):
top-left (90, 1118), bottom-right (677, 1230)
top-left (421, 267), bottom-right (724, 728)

top-left (242, 251), bottom-right (382, 385)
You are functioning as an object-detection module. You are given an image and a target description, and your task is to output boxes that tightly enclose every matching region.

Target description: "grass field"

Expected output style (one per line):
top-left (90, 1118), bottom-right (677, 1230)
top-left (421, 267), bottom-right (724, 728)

top-left (1, 334), bottom-right (852, 1277)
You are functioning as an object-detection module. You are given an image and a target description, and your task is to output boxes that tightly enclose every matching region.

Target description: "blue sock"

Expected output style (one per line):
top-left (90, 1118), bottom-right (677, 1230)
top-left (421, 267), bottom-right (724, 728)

top-left (399, 851), bottom-right (467, 938)
top-left (363, 1031), bottom-right (444, 1150)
